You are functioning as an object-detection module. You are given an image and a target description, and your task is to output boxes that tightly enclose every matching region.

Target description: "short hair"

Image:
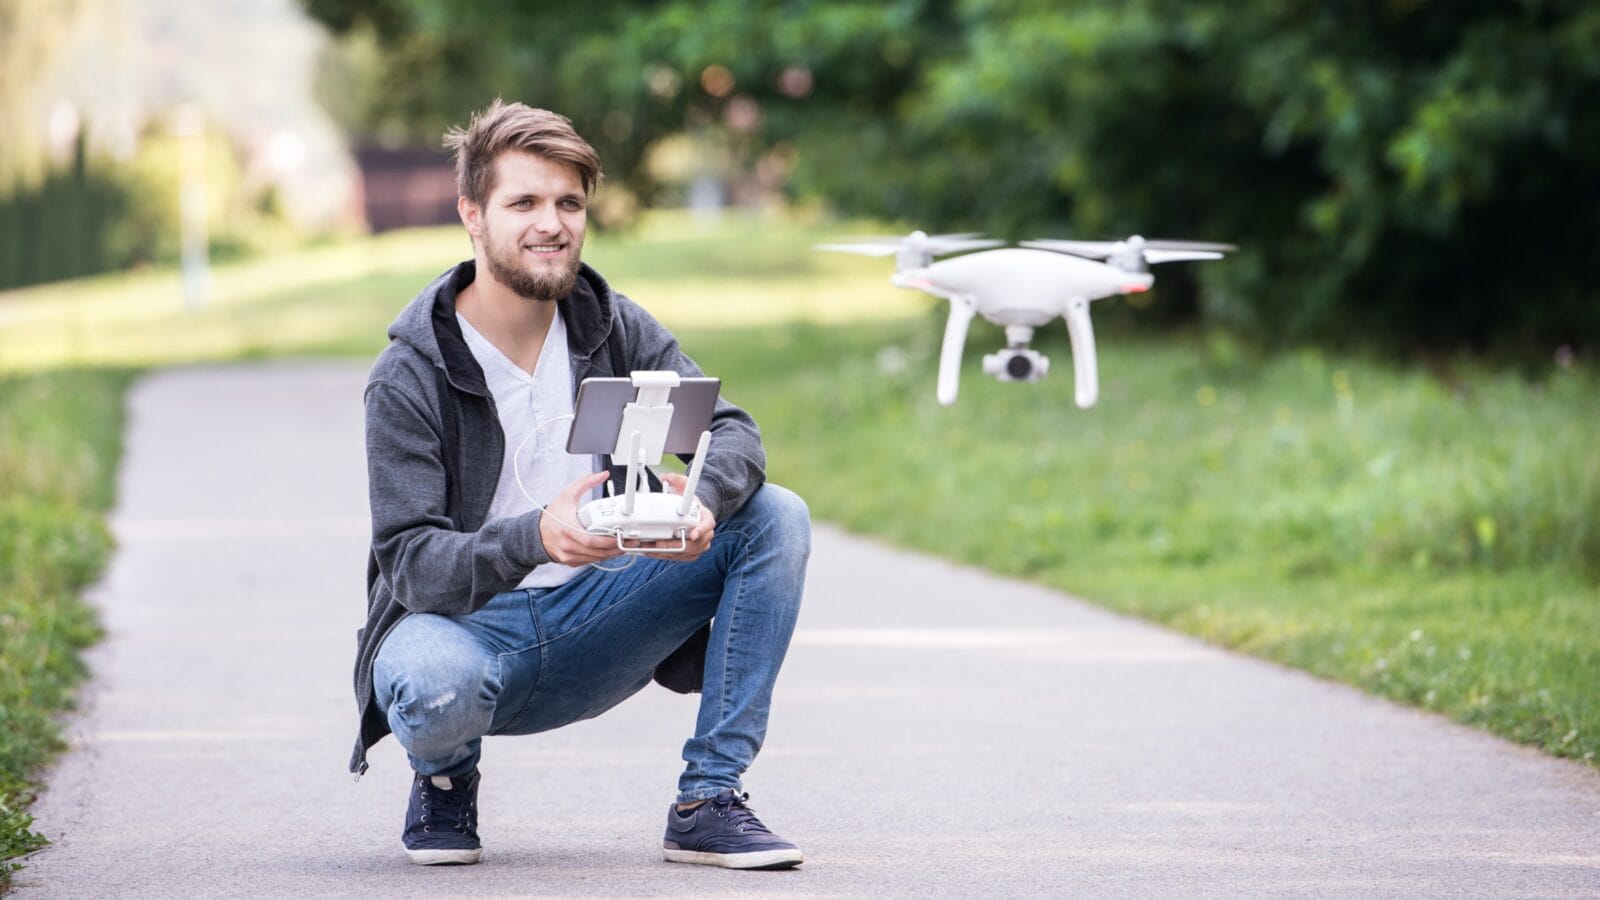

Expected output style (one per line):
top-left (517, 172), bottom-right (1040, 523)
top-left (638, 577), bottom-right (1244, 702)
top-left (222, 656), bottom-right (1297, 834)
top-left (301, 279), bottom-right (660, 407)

top-left (443, 100), bottom-right (603, 207)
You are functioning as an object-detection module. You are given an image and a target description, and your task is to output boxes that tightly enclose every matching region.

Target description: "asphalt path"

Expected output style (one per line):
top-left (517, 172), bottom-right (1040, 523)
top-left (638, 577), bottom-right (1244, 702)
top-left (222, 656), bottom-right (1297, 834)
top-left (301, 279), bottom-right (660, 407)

top-left (14, 361), bottom-right (1600, 898)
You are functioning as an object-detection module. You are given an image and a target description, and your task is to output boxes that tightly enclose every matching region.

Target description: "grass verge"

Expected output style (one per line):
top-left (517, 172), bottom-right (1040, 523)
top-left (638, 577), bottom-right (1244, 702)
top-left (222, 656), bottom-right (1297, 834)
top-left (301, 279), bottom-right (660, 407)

top-left (0, 368), bottom-right (133, 889)
top-left (681, 318), bottom-right (1600, 765)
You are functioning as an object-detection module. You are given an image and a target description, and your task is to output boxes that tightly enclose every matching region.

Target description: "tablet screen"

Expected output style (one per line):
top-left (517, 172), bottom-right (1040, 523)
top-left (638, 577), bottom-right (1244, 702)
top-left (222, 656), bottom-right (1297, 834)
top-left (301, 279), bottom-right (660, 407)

top-left (565, 377), bottom-right (721, 455)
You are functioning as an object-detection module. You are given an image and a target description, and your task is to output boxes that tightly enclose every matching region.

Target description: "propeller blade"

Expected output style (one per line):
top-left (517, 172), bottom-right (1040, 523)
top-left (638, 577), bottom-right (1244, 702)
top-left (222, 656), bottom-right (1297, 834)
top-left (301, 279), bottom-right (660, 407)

top-left (1144, 249), bottom-right (1226, 264)
top-left (814, 242), bottom-right (903, 257)
top-left (924, 237), bottom-right (1005, 254)
top-left (823, 232), bottom-right (988, 246)
top-left (817, 232), bottom-right (1003, 259)
top-left (1141, 239), bottom-right (1237, 253)
top-left (828, 235), bottom-right (908, 245)
top-left (1020, 239), bottom-right (1120, 259)
top-left (1025, 238), bottom-right (1236, 259)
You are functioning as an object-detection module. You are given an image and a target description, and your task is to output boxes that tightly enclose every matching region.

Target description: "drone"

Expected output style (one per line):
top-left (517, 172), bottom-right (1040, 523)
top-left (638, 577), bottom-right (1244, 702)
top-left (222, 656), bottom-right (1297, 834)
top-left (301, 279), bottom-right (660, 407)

top-left (817, 230), bottom-right (1235, 408)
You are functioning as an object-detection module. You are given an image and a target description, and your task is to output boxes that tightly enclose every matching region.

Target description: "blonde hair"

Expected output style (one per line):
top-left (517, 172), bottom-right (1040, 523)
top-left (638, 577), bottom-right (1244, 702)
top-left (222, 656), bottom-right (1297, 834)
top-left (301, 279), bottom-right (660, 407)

top-left (444, 100), bottom-right (602, 206)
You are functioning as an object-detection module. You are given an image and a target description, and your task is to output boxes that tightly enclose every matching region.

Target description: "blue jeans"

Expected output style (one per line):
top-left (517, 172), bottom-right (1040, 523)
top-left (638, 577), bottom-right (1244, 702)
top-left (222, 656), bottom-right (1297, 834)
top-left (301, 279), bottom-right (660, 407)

top-left (372, 483), bottom-right (809, 803)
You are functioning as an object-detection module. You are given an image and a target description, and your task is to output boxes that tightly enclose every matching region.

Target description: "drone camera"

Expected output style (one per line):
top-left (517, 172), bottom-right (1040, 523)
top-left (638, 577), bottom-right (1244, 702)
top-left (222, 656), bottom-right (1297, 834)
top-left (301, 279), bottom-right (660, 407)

top-left (982, 347), bottom-right (1050, 383)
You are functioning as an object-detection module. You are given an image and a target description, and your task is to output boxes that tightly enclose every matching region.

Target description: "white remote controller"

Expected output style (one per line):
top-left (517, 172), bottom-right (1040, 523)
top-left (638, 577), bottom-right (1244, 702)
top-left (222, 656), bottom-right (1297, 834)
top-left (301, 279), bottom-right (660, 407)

top-left (578, 491), bottom-right (702, 547)
top-left (578, 430), bottom-right (711, 553)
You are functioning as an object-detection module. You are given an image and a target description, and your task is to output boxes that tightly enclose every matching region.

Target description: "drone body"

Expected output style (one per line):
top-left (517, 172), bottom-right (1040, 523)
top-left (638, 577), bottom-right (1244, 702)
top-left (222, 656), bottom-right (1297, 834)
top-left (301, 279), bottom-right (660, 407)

top-left (817, 231), bottom-right (1233, 408)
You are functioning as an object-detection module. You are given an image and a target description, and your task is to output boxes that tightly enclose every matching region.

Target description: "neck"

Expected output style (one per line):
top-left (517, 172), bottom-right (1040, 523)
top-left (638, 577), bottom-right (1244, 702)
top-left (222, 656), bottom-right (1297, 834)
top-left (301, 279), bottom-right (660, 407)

top-left (456, 259), bottom-right (558, 374)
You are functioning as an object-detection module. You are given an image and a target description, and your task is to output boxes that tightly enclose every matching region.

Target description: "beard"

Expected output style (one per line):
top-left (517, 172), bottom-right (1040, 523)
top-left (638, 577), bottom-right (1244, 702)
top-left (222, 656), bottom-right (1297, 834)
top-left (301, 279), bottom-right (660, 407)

top-left (481, 224), bottom-right (583, 301)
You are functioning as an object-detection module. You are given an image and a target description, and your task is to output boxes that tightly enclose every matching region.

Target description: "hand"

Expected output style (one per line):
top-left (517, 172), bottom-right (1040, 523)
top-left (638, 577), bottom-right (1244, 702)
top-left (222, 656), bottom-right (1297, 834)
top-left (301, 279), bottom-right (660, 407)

top-left (539, 471), bottom-right (624, 566)
top-left (640, 472), bottom-right (716, 562)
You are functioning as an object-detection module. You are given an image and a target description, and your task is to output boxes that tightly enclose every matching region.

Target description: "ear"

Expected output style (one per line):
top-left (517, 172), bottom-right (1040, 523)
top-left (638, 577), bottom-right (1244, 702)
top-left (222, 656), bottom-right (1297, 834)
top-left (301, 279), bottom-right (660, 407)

top-left (458, 195), bottom-right (483, 241)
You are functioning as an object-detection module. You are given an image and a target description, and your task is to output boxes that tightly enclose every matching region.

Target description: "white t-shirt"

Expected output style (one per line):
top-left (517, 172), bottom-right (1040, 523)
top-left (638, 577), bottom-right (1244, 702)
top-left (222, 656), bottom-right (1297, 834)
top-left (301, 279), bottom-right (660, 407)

top-left (457, 311), bottom-right (599, 589)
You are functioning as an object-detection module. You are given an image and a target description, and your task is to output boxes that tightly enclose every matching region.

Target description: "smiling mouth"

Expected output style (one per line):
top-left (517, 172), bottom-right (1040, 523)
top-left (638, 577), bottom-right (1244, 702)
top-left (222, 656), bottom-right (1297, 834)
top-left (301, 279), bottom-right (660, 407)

top-left (523, 242), bottom-right (566, 255)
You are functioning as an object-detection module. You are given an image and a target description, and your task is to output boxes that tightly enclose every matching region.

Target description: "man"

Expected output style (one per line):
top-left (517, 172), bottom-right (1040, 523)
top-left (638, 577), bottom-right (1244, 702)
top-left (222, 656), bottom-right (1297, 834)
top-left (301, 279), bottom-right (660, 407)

top-left (352, 99), bottom-right (810, 871)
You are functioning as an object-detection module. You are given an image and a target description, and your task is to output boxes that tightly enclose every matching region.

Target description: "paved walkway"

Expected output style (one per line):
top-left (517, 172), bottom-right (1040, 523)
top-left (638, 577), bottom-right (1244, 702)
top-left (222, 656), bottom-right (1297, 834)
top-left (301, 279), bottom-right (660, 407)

top-left (15, 362), bottom-right (1600, 897)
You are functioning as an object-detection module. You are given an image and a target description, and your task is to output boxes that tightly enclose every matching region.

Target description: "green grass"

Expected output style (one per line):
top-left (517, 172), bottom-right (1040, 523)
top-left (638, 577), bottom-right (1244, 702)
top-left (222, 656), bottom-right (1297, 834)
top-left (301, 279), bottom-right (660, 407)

top-left (0, 368), bottom-right (133, 888)
top-left (0, 213), bottom-right (919, 371)
top-left (680, 317), bottom-right (1600, 764)
top-left (0, 212), bottom-right (1596, 886)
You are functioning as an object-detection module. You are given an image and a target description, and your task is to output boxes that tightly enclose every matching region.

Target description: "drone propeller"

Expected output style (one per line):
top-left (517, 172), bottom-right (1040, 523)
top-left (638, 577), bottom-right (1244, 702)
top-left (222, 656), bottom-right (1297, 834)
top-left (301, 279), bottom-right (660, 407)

top-left (816, 230), bottom-right (1004, 269)
top-left (1022, 235), bottom-right (1236, 272)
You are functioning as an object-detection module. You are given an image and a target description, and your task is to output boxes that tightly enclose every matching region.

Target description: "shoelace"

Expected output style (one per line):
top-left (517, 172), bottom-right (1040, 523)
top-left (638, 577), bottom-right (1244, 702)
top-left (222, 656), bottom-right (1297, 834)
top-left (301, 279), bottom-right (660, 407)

top-left (710, 791), bottom-right (772, 835)
top-left (421, 778), bottom-right (476, 834)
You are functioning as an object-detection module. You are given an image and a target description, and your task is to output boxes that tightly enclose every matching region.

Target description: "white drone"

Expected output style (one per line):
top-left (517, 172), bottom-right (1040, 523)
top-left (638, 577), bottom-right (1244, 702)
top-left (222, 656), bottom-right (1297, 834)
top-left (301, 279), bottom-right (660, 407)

top-left (817, 230), bottom-right (1235, 408)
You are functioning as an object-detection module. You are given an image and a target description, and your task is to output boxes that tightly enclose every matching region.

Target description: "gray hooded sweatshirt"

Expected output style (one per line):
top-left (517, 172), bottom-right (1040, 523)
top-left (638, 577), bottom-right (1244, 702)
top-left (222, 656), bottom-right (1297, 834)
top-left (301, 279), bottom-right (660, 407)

top-left (351, 260), bottom-right (765, 775)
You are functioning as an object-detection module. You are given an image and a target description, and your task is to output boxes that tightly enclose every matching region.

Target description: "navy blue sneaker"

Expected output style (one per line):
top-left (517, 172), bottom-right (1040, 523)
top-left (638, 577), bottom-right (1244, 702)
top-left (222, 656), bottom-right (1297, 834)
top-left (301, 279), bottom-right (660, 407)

top-left (403, 770), bottom-right (482, 865)
top-left (663, 789), bottom-right (803, 869)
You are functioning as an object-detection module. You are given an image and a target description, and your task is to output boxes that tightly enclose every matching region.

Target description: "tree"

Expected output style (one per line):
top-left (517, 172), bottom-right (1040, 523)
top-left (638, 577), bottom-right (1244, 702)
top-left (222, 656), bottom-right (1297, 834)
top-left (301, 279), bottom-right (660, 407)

top-left (0, 0), bottom-right (89, 192)
top-left (884, 0), bottom-right (1600, 349)
top-left (306, 0), bottom-right (1600, 350)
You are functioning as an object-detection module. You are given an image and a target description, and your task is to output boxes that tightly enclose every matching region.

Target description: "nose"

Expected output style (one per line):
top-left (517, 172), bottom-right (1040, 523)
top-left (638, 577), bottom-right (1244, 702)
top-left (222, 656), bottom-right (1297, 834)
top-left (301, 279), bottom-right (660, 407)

top-left (531, 203), bottom-right (562, 235)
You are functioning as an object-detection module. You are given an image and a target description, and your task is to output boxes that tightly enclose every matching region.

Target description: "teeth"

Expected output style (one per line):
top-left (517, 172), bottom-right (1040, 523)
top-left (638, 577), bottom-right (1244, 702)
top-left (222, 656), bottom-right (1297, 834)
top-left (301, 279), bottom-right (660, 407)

top-left (527, 244), bottom-right (562, 252)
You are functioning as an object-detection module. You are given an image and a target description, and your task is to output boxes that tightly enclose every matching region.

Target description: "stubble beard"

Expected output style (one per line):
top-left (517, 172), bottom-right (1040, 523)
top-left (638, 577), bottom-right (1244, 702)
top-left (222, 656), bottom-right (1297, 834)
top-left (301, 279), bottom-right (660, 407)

top-left (482, 225), bottom-right (584, 302)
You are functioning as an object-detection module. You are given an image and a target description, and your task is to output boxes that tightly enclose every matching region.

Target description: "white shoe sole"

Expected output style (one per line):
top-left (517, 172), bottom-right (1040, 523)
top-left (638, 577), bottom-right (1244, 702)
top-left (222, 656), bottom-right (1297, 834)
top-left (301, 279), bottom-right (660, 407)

top-left (663, 847), bottom-right (803, 869)
top-left (405, 847), bottom-right (483, 865)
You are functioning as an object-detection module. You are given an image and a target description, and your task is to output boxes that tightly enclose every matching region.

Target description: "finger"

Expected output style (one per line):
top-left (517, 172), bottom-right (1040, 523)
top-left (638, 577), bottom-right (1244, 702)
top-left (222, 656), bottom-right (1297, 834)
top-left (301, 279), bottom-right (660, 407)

top-left (571, 544), bottom-right (622, 564)
top-left (574, 532), bottom-right (623, 556)
top-left (567, 470), bottom-right (611, 498)
top-left (553, 525), bottom-right (619, 560)
top-left (573, 524), bottom-right (618, 544)
top-left (659, 472), bottom-right (686, 492)
top-left (649, 530), bottom-right (705, 559)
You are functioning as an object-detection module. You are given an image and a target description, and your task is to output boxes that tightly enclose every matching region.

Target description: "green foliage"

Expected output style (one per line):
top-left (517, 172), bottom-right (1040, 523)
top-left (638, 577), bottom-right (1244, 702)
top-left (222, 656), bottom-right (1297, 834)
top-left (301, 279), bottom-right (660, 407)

top-left (0, 368), bottom-right (131, 888)
top-left (0, 787), bottom-right (46, 888)
top-left (886, 0), bottom-right (1600, 350)
top-left (309, 0), bottom-right (958, 207)
top-left (308, 0), bottom-right (1600, 350)
top-left (682, 317), bottom-right (1600, 764)
top-left (0, 128), bottom-right (301, 291)
top-left (0, 139), bottom-right (129, 291)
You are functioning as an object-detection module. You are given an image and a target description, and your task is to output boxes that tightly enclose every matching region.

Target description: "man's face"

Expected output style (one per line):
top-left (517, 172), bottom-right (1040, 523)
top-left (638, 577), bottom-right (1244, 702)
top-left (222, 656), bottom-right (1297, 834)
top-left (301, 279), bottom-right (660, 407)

top-left (463, 150), bottom-right (588, 301)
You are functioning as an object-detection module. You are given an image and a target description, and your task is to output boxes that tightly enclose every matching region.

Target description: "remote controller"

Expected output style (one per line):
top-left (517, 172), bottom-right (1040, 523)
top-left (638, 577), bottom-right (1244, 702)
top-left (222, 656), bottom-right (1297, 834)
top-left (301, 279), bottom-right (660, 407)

top-left (578, 491), bottom-right (702, 546)
top-left (578, 429), bottom-right (711, 553)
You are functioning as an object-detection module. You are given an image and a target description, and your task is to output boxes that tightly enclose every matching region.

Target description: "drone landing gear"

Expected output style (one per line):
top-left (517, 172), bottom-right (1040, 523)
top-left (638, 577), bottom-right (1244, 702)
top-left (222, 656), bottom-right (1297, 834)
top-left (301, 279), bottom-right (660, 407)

top-left (1061, 300), bottom-right (1098, 409)
top-left (936, 297), bottom-right (977, 406)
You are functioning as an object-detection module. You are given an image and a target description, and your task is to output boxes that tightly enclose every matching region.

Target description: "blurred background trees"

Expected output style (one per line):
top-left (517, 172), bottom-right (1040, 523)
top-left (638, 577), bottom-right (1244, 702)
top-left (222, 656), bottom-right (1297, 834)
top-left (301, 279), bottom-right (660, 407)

top-left (305, 0), bottom-right (1600, 352)
top-left (302, 0), bottom-right (1600, 350)
top-left (3, 0), bottom-right (1595, 351)
top-left (0, 0), bottom-right (353, 290)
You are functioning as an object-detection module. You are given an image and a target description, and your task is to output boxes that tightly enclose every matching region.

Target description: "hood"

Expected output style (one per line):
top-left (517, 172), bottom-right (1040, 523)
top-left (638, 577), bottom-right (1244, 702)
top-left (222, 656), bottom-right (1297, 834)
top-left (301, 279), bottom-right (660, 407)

top-left (386, 259), bottom-right (620, 396)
